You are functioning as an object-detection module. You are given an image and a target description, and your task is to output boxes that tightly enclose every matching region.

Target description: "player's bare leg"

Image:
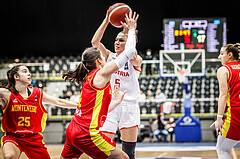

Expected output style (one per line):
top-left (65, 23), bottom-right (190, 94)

top-left (121, 126), bottom-right (138, 142)
top-left (121, 126), bottom-right (138, 159)
top-left (109, 147), bottom-right (129, 159)
top-left (2, 142), bottom-right (21, 159)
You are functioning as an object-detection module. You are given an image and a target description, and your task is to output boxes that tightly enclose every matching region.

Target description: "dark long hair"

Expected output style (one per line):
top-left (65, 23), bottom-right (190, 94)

top-left (223, 43), bottom-right (240, 61)
top-left (62, 47), bottom-right (102, 84)
top-left (0, 64), bottom-right (24, 94)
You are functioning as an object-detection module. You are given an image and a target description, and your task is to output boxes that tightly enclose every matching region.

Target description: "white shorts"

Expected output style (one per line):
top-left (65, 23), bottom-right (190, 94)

top-left (100, 102), bottom-right (140, 134)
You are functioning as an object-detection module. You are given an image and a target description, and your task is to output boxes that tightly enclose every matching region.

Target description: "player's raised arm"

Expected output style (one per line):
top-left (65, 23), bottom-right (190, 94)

top-left (91, 10), bottom-right (111, 59)
top-left (93, 12), bottom-right (139, 88)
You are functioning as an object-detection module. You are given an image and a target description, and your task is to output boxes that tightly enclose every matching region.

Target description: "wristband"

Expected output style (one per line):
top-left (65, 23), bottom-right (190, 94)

top-left (217, 115), bottom-right (223, 118)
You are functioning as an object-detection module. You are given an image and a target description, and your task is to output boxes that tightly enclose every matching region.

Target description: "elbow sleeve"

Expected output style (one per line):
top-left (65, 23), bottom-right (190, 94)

top-left (114, 48), bottom-right (135, 68)
top-left (125, 29), bottom-right (136, 50)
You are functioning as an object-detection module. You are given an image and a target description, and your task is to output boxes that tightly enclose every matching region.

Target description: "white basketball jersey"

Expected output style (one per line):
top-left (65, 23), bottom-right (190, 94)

top-left (108, 53), bottom-right (141, 104)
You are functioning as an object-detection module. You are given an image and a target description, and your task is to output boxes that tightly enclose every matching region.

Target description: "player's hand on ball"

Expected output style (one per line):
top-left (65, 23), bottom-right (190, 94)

top-left (105, 9), bottom-right (110, 23)
top-left (121, 11), bottom-right (139, 31)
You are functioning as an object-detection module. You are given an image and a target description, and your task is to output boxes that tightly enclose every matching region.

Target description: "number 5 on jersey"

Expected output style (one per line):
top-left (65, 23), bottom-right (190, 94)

top-left (114, 79), bottom-right (120, 89)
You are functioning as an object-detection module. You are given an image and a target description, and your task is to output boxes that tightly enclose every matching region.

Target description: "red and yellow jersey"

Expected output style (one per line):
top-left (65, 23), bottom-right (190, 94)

top-left (1, 87), bottom-right (48, 134)
top-left (223, 61), bottom-right (240, 106)
top-left (74, 68), bottom-right (112, 130)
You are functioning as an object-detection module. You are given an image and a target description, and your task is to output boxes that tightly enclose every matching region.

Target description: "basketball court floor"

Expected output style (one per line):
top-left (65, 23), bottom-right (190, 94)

top-left (2, 142), bottom-right (239, 159)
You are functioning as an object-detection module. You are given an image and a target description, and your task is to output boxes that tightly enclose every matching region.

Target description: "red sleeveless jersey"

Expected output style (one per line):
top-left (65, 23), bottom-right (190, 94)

top-left (74, 68), bottom-right (112, 130)
top-left (223, 61), bottom-right (240, 107)
top-left (1, 87), bottom-right (48, 134)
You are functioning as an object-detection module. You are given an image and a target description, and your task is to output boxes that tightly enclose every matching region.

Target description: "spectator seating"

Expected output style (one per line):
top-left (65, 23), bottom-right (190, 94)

top-left (0, 54), bottom-right (221, 119)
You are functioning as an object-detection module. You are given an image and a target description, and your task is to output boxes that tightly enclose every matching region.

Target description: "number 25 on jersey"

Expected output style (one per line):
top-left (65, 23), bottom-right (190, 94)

top-left (18, 116), bottom-right (30, 127)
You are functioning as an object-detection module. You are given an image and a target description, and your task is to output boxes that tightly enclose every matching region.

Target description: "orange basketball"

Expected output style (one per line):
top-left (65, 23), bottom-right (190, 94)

top-left (108, 3), bottom-right (131, 28)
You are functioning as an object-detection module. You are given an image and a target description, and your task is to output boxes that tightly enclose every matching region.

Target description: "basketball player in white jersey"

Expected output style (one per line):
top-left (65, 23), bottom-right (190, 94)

top-left (91, 10), bottom-right (142, 159)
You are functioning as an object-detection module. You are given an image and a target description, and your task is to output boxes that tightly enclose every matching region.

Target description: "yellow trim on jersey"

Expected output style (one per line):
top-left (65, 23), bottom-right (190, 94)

top-left (227, 91), bottom-right (231, 106)
top-left (38, 88), bottom-right (48, 113)
top-left (222, 106), bottom-right (231, 138)
top-left (38, 132), bottom-right (49, 149)
top-left (224, 65), bottom-right (232, 82)
top-left (17, 86), bottom-right (34, 100)
top-left (41, 113), bottom-right (47, 132)
top-left (90, 90), bottom-right (103, 129)
top-left (89, 90), bottom-right (115, 156)
top-left (1, 98), bottom-right (11, 133)
top-left (2, 97), bottom-right (10, 112)
top-left (1, 133), bottom-right (7, 147)
top-left (224, 65), bottom-right (232, 106)
top-left (38, 88), bottom-right (47, 131)
top-left (77, 89), bottom-right (83, 108)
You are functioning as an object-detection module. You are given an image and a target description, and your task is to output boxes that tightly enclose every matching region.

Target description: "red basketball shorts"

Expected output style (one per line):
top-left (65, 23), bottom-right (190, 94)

top-left (61, 118), bottom-right (116, 159)
top-left (1, 132), bottom-right (50, 159)
top-left (222, 106), bottom-right (240, 140)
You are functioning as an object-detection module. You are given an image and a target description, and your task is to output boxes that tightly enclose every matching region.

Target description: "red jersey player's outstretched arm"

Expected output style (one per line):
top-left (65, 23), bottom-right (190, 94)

top-left (210, 66), bottom-right (228, 135)
top-left (108, 86), bottom-right (127, 112)
top-left (42, 91), bottom-right (77, 108)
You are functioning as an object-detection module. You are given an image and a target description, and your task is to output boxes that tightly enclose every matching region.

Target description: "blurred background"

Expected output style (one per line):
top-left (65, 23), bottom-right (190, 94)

top-left (2, 0), bottom-right (239, 58)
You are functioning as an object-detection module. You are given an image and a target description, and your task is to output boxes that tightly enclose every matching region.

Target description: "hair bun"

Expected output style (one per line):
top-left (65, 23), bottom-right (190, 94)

top-left (235, 43), bottom-right (240, 60)
top-left (234, 43), bottom-right (240, 49)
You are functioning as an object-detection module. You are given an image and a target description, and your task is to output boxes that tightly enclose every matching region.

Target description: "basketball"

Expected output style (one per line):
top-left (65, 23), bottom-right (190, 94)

top-left (108, 3), bottom-right (131, 28)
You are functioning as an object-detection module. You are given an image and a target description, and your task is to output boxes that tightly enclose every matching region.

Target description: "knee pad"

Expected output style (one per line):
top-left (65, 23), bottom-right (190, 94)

top-left (122, 141), bottom-right (136, 159)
